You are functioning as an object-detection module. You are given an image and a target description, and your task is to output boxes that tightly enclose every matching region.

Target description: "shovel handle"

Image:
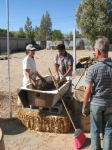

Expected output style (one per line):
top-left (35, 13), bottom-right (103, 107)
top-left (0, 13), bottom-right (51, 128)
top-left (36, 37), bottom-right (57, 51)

top-left (48, 68), bottom-right (76, 130)
top-left (74, 68), bottom-right (86, 89)
top-left (48, 69), bottom-right (58, 88)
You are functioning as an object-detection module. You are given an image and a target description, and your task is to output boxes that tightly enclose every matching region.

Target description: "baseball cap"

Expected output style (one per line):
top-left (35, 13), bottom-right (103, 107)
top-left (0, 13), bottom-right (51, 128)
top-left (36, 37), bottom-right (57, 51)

top-left (26, 44), bottom-right (36, 51)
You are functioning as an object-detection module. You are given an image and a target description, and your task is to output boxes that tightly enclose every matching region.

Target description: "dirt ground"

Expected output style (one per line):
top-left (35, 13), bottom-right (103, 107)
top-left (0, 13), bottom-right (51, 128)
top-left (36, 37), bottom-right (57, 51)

top-left (0, 49), bottom-right (110, 150)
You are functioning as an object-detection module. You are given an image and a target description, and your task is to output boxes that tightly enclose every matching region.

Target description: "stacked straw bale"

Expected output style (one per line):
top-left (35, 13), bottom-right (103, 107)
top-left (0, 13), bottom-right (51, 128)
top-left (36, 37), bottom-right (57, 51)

top-left (17, 108), bottom-right (70, 133)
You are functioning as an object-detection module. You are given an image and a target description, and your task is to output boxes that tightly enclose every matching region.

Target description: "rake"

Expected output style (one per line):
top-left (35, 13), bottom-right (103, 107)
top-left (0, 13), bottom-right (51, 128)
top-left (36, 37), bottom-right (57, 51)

top-left (48, 68), bottom-right (86, 149)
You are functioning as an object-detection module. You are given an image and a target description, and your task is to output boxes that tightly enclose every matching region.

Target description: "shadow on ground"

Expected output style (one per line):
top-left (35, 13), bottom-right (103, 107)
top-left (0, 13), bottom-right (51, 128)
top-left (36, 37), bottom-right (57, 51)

top-left (80, 137), bottom-right (91, 149)
top-left (0, 118), bottom-right (26, 135)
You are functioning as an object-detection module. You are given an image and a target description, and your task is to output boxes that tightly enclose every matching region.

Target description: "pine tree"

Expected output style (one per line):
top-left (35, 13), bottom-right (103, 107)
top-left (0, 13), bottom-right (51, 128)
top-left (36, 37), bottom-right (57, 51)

top-left (39, 14), bottom-right (46, 40)
top-left (45, 11), bottom-right (52, 39)
top-left (24, 16), bottom-right (35, 42)
top-left (40, 11), bottom-right (52, 40)
top-left (34, 26), bottom-right (41, 40)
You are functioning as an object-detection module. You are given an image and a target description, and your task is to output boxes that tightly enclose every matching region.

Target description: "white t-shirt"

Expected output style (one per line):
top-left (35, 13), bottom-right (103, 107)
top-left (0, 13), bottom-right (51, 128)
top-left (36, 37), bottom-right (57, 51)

top-left (23, 55), bottom-right (36, 84)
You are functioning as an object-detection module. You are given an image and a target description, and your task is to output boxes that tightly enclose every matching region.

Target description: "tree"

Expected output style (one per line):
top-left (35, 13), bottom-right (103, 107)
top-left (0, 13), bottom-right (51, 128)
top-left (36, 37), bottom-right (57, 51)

top-left (40, 11), bottom-right (52, 40)
top-left (45, 11), bottom-right (52, 39)
top-left (0, 29), bottom-right (7, 37)
top-left (24, 16), bottom-right (35, 42)
top-left (34, 26), bottom-right (41, 40)
top-left (52, 30), bottom-right (63, 40)
top-left (75, 0), bottom-right (112, 44)
top-left (69, 32), bottom-right (73, 39)
top-left (0, 28), bottom-right (14, 37)
top-left (17, 28), bottom-right (26, 38)
top-left (39, 14), bottom-right (46, 40)
top-left (76, 30), bottom-right (82, 38)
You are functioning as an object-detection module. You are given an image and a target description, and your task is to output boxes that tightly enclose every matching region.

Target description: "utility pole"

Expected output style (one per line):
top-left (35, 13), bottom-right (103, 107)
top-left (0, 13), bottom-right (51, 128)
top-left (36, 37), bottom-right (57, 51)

top-left (73, 28), bottom-right (76, 73)
top-left (6, 0), bottom-right (12, 118)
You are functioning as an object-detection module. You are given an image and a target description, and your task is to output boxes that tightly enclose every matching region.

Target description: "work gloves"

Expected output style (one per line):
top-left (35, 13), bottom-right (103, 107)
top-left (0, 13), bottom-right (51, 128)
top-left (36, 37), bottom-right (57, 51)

top-left (82, 106), bottom-right (90, 117)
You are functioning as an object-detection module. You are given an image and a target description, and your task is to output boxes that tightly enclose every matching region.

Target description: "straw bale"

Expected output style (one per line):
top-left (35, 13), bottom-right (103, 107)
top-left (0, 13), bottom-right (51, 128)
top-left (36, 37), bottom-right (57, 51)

top-left (17, 108), bottom-right (70, 133)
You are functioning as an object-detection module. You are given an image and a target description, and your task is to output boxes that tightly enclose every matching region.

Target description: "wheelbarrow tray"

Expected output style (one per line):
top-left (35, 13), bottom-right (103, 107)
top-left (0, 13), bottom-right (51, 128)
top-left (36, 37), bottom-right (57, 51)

top-left (18, 76), bottom-right (70, 108)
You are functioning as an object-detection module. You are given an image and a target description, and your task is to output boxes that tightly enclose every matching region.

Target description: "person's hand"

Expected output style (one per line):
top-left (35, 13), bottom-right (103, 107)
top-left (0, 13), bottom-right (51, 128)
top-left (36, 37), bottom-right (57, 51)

top-left (31, 79), bottom-right (37, 88)
top-left (55, 76), bottom-right (60, 83)
top-left (82, 106), bottom-right (90, 117)
top-left (60, 76), bottom-right (67, 83)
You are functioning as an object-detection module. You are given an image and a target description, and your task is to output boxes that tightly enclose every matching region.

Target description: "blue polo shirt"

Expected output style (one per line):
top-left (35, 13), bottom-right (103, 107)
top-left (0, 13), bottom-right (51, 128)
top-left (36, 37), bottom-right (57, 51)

top-left (86, 57), bottom-right (112, 106)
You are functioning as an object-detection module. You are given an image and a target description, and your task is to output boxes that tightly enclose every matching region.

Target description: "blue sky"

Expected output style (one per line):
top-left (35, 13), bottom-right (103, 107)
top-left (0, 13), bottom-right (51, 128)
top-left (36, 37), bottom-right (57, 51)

top-left (0, 0), bottom-right (81, 34)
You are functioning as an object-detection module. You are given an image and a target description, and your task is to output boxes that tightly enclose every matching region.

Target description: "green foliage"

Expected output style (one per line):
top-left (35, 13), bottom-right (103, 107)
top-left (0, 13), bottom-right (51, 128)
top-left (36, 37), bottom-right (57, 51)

top-left (34, 26), bottom-right (41, 40)
top-left (68, 31), bottom-right (82, 39)
top-left (24, 17), bottom-right (35, 42)
top-left (18, 28), bottom-right (26, 38)
top-left (13, 28), bottom-right (26, 38)
top-left (45, 11), bottom-right (52, 38)
top-left (0, 28), bottom-right (14, 37)
top-left (69, 32), bottom-right (73, 39)
top-left (0, 28), bottom-right (7, 34)
top-left (13, 32), bottom-right (18, 38)
top-left (39, 15), bottom-right (46, 40)
top-left (76, 30), bottom-right (82, 38)
top-left (40, 11), bottom-right (52, 40)
top-left (52, 30), bottom-right (63, 40)
top-left (75, 0), bottom-right (112, 44)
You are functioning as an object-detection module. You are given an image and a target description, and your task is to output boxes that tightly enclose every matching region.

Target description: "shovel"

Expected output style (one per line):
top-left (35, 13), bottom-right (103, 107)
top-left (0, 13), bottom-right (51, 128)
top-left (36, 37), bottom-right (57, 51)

top-left (48, 68), bottom-right (86, 149)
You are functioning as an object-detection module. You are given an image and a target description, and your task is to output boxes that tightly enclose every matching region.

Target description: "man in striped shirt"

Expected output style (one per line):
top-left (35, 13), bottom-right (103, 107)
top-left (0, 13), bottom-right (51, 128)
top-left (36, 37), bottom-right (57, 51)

top-left (54, 44), bottom-right (74, 102)
top-left (54, 44), bottom-right (73, 80)
top-left (82, 38), bottom-right (112, 150)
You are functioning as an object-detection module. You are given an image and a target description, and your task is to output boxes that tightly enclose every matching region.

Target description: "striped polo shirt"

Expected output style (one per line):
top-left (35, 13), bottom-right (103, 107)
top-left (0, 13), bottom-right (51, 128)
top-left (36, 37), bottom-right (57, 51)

top-left (86, 57), bottom-right (112, 106)
top-left (54, 52), bottom-right (73, 76)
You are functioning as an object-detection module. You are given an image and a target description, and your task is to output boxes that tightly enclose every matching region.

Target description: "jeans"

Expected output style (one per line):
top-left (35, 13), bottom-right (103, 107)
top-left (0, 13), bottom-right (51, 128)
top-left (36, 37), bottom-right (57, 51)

top-left (90, 104), bottom-right (112, 150)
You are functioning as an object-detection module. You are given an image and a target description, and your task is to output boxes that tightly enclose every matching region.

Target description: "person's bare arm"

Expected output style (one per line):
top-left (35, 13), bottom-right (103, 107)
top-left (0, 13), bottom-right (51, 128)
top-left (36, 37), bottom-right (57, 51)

top-left (61, 66), bottom-right (73, 79)
top-left (36, 71), bottom-right (43, 79)
top-left (83, 83), bottom-right (93, 108)
top-left (25, 69), bottom-right (35, 84)
top-left (36, 71), bottom-right (46, 82)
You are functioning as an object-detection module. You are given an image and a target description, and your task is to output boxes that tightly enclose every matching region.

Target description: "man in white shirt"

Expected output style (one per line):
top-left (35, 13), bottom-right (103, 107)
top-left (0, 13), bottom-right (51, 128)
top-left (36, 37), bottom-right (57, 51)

top-left (23, 44), bottom-right (45, 86)
top-left (18, 44), bottom-right (45, 106)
